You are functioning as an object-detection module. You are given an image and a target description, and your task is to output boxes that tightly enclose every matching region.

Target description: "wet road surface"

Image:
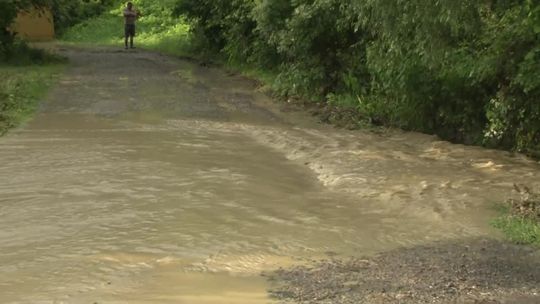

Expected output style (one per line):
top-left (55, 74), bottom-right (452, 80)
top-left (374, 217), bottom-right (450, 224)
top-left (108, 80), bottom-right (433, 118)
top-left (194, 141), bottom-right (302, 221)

top-left (1, 47), bottom-right (539, 303)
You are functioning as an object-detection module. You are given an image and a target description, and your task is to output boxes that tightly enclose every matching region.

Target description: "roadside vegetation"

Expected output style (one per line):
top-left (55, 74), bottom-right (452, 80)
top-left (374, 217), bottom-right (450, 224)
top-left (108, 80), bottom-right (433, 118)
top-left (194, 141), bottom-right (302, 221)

top-left (0, 63), bottom-right (63, 135)
top-left (0, 41), bottom-right (64, 136)
top-left (173, 0), bottom-right (540, 158)
top-left (492, 185), bottom-right (540, 246)
top-left (61, 0), bottom-right (191, 57)
top-left (0, 0), bottom-right (93, 134)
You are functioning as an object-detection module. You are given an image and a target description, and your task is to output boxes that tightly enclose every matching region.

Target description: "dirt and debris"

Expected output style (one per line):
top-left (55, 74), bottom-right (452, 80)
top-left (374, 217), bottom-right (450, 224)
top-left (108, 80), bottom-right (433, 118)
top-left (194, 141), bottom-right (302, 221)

top-left (267, 238), bottom-right (540, 304)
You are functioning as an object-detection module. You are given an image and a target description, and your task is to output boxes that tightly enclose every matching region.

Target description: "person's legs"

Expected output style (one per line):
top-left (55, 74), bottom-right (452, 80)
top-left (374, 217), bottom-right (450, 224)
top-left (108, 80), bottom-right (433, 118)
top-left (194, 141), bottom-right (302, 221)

top-left (124, 25), bottom-right (136, 49)
top-left (124, 25), bottom-right (129, 49)
top-left (130, 25), bottom-right (136, 48)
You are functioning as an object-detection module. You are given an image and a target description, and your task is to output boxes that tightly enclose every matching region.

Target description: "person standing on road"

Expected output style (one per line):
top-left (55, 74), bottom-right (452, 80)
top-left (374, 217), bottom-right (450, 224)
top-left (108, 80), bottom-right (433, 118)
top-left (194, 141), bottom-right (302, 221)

top-left (123, 2), bottom-right (139, 50)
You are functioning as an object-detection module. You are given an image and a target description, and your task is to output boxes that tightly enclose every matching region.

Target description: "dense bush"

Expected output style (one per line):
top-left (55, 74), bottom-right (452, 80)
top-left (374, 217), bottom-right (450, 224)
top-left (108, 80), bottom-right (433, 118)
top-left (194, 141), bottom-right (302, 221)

top-left (175, 0), bottom-right (540, 155)
top-left (50, 0), bottom-right (117, 35)
top-left (0, 1), bottom-right (18, 60)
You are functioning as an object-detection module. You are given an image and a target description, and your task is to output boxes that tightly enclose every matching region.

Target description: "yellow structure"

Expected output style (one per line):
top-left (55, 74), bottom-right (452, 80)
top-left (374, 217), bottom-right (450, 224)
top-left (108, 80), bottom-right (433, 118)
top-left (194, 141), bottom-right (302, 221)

top-left (12, 7), bottom-right (55, 41)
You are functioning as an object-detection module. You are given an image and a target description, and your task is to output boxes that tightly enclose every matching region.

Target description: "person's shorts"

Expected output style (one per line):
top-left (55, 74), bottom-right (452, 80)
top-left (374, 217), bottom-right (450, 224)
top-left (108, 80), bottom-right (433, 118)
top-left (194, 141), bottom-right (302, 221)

top-left (125, 24), bottom-right (136, 37)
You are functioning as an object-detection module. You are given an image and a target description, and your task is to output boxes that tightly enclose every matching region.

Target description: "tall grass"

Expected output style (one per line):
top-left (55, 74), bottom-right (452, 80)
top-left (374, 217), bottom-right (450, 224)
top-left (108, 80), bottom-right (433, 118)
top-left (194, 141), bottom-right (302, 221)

top-left (492, 215), bottom-right (540, 247)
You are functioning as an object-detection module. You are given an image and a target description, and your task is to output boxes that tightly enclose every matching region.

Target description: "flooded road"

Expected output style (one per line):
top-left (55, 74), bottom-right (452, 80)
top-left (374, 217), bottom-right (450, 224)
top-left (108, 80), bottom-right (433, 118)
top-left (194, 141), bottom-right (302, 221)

top-left (1, 48), bottom-right (539, 303)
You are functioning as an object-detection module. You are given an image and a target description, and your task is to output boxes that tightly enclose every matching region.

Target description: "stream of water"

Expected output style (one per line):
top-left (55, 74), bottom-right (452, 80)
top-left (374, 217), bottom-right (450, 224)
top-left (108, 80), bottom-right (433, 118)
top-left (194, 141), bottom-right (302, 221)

top-left (1, 48), bottom-right (539, 303)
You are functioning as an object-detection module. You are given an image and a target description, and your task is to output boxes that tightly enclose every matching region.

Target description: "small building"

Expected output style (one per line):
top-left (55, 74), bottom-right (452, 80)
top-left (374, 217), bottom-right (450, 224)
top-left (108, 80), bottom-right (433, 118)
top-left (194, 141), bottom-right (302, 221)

top-left (11, 7), bottom-right (55, 41)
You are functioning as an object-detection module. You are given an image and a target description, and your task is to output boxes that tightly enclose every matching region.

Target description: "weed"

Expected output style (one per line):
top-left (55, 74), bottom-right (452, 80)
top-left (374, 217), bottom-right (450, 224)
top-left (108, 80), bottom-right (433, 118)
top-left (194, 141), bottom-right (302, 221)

top-left (0, 64), bottom-right (64, 135)
top-left (491, 184), bottom-right (540, 247)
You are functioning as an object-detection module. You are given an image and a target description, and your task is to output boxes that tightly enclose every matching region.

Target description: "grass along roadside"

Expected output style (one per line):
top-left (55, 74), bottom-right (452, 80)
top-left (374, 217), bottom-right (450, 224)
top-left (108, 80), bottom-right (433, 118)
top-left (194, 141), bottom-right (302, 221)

top-left (0, 64), bottom-right (64, 135)
top-left (491, 185), bottom-right (540, 247)
top-left (492, 215), bottom-right (540, 247)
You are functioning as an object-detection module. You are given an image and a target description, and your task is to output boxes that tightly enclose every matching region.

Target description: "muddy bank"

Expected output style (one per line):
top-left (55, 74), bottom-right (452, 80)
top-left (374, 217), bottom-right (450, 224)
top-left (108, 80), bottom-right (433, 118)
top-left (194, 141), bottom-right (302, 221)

top-left (267, 238), bottom-right (540, 304)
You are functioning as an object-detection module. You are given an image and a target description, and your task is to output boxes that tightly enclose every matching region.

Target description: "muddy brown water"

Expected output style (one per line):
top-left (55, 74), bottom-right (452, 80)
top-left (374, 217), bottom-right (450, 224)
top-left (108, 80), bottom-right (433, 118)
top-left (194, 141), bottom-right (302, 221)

top-left (1, 47), bottom-right (539, 303)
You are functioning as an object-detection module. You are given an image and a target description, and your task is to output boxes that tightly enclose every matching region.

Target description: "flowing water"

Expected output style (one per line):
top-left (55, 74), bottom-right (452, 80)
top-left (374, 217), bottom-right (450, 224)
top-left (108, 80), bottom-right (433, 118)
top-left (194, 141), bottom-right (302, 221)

top-left (1, 47), bottom-right (539, 303)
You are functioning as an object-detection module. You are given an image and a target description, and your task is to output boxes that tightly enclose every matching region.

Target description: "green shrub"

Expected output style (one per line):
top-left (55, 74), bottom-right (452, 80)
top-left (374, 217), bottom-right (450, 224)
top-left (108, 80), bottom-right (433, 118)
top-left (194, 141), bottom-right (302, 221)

top-left (50, 0), bottom-right (117, 35)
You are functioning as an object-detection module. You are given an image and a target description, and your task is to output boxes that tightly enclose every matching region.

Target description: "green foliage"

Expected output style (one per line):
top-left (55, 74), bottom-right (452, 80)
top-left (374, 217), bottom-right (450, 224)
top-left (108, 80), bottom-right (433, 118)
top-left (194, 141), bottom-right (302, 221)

top-left (50, 0), bottom-right (117, 35)
top-left (0, 64), bottom-right (63, 134)
top-left (61, 0), bottom-right (191, 57)
top-left (492, 185), bottom-right (540, 247)
top-left (479, 3), bottom-right (540, 154)
top-left (0, 2), bottom-right (19, 60)
top-left (61, 13), bottom-right (121, 45)
top-left (0, 0), bottom-right (65, 132)
top-left (2, 40), bottom-right (62, 65)
top-left (175, 0), bottom-right (540, 155)
top-left (492, 215), bottom-right (540, 246)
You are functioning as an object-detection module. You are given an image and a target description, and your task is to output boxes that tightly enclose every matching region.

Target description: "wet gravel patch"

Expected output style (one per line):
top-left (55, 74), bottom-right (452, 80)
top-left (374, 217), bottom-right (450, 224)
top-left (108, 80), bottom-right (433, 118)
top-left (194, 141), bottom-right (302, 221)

top-left (267, 239), bottom-right (540, 304)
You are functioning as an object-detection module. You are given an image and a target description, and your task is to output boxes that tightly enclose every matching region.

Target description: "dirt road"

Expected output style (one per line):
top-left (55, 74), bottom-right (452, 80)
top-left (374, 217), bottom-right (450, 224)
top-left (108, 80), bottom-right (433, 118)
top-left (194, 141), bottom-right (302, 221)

top-left (0, 47), bottom-right (539, 303)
